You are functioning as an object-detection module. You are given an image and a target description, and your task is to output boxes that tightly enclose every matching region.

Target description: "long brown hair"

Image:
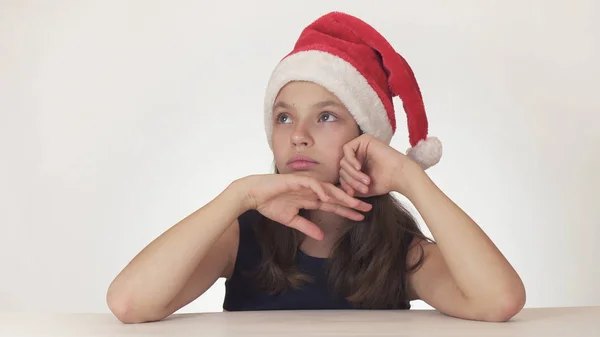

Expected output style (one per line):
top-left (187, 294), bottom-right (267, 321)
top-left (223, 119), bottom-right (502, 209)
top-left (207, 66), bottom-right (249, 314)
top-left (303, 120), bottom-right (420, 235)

top-left (250, 165), bottom-right (432, 309)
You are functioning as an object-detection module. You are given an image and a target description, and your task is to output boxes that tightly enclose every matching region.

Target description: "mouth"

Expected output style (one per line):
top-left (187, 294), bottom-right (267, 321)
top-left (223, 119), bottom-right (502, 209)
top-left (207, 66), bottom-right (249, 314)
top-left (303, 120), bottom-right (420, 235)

top-left (286, 155), bottom-right (319, 171)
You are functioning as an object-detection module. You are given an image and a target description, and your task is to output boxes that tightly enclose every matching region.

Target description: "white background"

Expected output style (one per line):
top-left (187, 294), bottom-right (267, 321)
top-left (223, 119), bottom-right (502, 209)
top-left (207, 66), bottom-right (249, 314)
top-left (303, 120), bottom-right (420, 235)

top-left (1, 0), bottom-right (598, 314)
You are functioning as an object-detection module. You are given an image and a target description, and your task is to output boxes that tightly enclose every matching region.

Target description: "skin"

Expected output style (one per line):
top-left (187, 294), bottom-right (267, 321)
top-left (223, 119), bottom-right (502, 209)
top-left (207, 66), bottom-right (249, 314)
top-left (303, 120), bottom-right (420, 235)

top-left (106, 81), bottom-right (526, 324)
top-left (274, 82), bottom-right (526, 322)
top-left (270, 81), bottom-right (364, 256)
top-left (338, 132), bottom-right (526, 322)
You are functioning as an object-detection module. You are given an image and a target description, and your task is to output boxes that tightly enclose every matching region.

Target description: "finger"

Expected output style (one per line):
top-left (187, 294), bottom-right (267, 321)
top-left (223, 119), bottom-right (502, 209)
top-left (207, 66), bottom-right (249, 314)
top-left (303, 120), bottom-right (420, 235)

top-left (339, 176), bottom-right (355, 197)
top-left (292, 176), bottom-right (330, 202)
top-left (287, 214), bottom-right (324, 241)
top-left (324, 183), bottom-right (372, 212)
top-left (318, 202), bottom-right (365, 222)
top-left (342, 142), bottom-right (362, 170)
top-left (300, 198), bottom-right (364, 223)
top-left (339, 168), bottom-right (369, 195)
top-left (340, 159), bottom-right (370, 185)
top-left (292, 188), bottom-right (319, 201)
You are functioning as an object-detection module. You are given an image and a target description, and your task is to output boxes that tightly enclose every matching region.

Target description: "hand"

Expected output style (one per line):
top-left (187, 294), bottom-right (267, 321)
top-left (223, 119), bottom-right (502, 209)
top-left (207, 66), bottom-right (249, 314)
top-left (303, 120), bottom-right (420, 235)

top-left (239, 174), bottom-right (373, 240)
top-left (339, 134), bottom-right (421, 197)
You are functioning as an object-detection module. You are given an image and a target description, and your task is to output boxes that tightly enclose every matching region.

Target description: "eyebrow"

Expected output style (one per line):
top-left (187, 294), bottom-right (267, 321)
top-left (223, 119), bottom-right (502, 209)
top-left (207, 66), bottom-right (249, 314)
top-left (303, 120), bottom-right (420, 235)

top-left (273, 100), bottom-right (345, 110)
top-left (313, 100), bottom-right (345, 110)
top-left (273, 101), bottom-right (293, 110)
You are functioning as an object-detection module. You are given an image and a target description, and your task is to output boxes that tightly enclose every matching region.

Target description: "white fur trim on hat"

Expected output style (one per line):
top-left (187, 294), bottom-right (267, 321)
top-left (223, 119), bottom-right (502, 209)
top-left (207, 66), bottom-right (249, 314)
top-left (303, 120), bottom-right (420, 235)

top-left (264, 50), bottom-right (393, 148)
top-left (406, 137), bottom-right (442, 170)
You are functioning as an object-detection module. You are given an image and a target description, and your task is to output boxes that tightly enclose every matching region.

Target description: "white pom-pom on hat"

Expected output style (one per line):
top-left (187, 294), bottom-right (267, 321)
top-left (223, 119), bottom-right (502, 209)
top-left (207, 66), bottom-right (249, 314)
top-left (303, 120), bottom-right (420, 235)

top-left (406, 136), bottom-right (443, 170)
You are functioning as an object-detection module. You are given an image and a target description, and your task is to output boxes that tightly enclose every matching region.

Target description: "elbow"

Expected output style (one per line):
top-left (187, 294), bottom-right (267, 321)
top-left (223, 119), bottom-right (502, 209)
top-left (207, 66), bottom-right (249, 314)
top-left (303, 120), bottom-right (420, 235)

top-left (106, 287), bottom-right (164, 324)
top-left (106, 289), bottom-right (138, 324)
top-left (482, 285), bottom-right (527, 322)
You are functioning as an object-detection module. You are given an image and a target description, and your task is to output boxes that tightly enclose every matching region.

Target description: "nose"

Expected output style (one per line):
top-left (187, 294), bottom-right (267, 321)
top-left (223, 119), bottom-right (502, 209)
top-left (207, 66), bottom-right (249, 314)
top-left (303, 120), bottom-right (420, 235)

top-left (290, 122), bottom-right (314, 148)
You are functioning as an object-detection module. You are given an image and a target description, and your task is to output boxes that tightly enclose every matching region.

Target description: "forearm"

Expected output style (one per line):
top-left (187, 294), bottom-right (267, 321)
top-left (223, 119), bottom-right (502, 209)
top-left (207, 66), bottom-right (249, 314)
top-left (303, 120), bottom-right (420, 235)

top-left (400, 165), bottom-right (525, 305)
top-left (107, 179), bottom-right (249, 315)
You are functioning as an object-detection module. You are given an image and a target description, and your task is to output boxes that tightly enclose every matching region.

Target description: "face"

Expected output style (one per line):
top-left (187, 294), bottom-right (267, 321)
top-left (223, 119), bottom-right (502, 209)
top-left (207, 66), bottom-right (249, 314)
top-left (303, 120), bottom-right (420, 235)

top-left (271, 81), bottom-right (360, 184)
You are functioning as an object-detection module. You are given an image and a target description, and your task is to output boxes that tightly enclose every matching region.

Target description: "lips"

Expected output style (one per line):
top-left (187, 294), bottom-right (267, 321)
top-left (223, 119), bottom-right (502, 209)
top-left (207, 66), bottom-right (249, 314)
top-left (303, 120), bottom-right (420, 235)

top-left (287, 154), bottom-right (319, 170)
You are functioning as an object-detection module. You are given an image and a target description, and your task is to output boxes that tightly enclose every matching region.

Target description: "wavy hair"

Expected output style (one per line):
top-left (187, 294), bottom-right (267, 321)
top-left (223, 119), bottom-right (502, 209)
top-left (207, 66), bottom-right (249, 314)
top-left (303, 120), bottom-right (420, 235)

top-left (250, 165), bottom-right (431, 309)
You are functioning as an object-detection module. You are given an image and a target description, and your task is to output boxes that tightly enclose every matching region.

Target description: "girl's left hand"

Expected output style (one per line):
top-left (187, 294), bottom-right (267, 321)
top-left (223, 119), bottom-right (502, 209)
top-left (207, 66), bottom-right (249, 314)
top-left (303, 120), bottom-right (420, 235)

top-left (339, 134), bottom-right (421, 198)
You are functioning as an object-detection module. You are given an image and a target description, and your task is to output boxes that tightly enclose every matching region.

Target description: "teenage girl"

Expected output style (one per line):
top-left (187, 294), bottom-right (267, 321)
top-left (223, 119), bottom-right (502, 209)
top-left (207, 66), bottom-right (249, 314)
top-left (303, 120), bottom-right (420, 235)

top-left (106, 11), bottom-right (526, 323)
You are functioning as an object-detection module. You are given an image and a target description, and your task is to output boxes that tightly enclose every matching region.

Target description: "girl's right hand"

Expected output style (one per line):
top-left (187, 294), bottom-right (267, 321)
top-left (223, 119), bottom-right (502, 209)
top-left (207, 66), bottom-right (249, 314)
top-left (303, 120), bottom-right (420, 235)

top-left (237, 174), bottom-right (372, 240)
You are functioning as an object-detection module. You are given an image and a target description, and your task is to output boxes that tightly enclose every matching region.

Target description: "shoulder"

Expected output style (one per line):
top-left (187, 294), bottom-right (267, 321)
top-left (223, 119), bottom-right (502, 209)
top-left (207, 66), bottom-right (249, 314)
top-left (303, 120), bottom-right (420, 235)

top-left (405, 237), bottom-right (435, 300)
top-left (224, 209), bottom-right (262, 246)
top-left (222, 209), bottom-right (263, 278)
top-left (238, 209), bottom-right (262, 233)
top-left (406, 237), bottom-right (465, 306)
top-left (406, 237), bottom-right (430, 266)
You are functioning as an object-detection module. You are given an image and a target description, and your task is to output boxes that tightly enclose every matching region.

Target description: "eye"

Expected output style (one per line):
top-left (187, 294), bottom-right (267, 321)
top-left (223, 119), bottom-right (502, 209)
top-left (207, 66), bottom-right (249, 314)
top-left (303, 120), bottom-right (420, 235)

top-left (276, 113), bottom-right (292, 124)
top-left (319, 112), bottom-right (338, 122)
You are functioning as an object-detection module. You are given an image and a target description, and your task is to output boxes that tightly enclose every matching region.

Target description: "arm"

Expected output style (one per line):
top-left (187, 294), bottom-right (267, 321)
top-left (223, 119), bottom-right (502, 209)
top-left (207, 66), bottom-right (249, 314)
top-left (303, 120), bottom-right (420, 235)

top-left (106, 179), bottom-right (248, 323)
top-left (106, 173), bottom-right (363, 323)
top-left (400, 163), bottom-right (526, 322)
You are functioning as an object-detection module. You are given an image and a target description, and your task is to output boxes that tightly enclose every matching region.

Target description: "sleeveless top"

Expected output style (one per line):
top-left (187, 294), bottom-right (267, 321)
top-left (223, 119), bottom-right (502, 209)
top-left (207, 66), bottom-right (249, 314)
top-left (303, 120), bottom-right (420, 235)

top-left (222, 210), bottom-right (411, 311)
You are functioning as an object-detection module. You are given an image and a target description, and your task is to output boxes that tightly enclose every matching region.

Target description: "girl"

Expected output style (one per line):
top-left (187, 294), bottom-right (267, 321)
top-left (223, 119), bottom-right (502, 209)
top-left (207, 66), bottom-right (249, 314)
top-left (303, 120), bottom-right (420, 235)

top-left (106, 12), bottom-right (526, 323)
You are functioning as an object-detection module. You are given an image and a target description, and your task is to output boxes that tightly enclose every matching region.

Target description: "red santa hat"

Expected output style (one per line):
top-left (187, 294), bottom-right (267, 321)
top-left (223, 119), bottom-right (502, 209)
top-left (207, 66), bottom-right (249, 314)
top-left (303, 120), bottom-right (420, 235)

top-left (264, 11), bottom-right (442, 170)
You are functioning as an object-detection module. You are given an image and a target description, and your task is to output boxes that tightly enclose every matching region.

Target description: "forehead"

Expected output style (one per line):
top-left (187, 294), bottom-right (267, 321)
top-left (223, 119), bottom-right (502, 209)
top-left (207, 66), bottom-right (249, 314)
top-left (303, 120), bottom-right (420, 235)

top-left (275, 81), bottom-right (344, 105)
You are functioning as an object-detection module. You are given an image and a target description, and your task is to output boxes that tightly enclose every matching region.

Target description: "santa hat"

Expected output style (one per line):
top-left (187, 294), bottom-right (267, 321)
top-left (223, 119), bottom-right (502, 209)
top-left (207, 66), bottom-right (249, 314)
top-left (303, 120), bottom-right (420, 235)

top-left (264, 11), bottom-right (442, 170)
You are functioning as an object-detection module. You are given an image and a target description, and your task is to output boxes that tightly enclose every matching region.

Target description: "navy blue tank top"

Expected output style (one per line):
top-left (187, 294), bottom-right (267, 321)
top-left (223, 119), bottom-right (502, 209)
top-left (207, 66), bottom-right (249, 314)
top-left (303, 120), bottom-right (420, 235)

top-left (222, 210), bottom-right (356, 311)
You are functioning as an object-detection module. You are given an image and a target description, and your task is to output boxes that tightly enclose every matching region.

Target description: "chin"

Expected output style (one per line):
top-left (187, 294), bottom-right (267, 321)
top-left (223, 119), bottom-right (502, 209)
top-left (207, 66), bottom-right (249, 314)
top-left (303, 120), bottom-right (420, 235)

top-left (289, 170), bottom-right (338, 184)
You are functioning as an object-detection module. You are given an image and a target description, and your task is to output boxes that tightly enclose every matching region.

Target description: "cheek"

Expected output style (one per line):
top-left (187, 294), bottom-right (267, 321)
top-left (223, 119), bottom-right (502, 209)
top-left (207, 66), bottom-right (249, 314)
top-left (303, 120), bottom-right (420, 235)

top-left (325, 129), bottom-right (359, 169)
top-left (271, 133), bottom-right (288, 169)
top-left (325, 127), bottom-right (357, 150)
top-left (319, 134), bottom-right (349, 167)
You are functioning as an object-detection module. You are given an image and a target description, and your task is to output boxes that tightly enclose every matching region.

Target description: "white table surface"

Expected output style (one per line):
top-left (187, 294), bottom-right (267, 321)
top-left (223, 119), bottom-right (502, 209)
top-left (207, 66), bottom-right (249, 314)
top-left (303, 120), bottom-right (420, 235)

top-left (1, 307), bottom-right (598, 337)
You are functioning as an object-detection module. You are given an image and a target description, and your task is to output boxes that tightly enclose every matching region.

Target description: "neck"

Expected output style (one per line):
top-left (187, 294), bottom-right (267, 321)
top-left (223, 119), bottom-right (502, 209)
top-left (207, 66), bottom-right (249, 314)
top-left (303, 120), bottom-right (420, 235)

top-left (299, 210), bottom-right (350, 258)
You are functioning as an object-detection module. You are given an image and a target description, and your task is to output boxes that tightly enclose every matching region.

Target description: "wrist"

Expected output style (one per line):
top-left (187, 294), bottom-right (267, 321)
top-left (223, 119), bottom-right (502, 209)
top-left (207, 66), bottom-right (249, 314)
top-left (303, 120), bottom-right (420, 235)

top-left (225, 176), bottom-right (254, 214)
top-left (393, 161), bottom-right (432, 201)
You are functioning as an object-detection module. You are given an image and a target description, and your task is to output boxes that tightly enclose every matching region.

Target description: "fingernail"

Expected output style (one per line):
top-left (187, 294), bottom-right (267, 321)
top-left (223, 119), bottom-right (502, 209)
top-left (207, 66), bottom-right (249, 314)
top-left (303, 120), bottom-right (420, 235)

top-left (361, 178), bottom-right (369, 184)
